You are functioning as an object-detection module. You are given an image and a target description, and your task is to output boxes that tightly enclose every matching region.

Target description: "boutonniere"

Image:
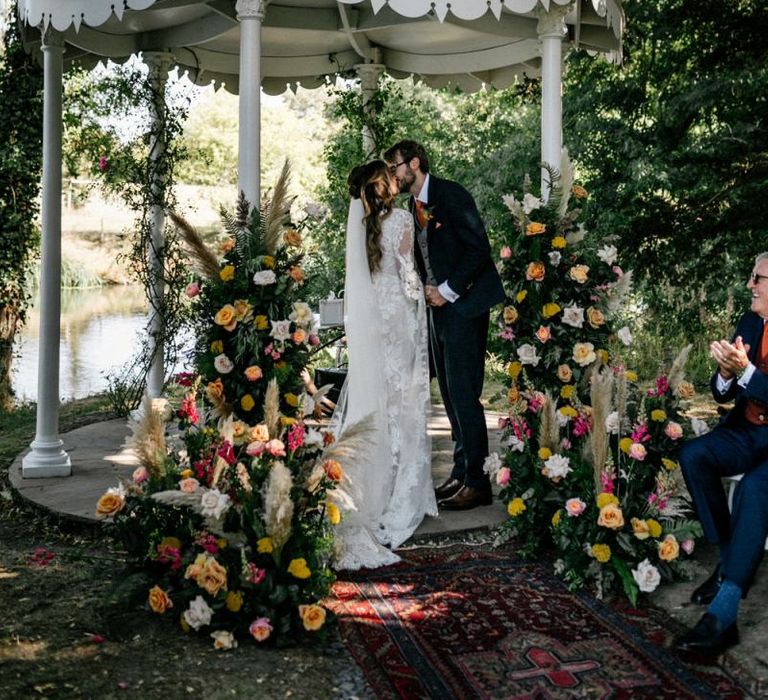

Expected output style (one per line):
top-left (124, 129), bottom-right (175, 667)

top-left (415, 201), bottom-right (437, 229)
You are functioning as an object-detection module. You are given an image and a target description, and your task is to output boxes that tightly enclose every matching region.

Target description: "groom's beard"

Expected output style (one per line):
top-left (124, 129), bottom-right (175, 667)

top-left (398, 167), bottom-right (416, 194)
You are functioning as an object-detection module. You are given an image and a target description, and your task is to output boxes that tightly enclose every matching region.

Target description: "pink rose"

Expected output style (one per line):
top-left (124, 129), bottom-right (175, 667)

top-left (629, 442), bottom-right (647, 461)
top-left (132, 466), bottom-right (149, 484)
top-left (185, 282), bottom-right (200, 298)
top-left (500, 245), bottom-right (512, 260)
top-left (664, 421), bottom-right (683, 440)
top-left (309, 334), bottom-right (320, 346)
top-left (265, 439), bottom-right (286, 457)
top-left (565, 497), bottom-right (586, 517)
top-left (246, 441), bottom-right (266, 457)
top-left (681, 539), bottom-right (695, 555)
top-left (496, 467), bottom-right (511, 487)
top-left (249, 617), bottom-right (272, 642)
top-left (179, 477), bottom-right (199, 493)
top-left (535, 325), bottom-right (552, 343)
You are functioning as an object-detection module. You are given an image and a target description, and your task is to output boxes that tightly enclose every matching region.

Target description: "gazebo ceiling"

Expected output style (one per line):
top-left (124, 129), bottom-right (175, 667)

top-left (19, 0), bottom-right (623, 93)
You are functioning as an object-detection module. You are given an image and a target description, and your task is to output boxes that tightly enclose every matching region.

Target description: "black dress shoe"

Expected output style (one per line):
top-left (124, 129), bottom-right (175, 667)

top-left (434, 477), bottom-right (463, 501)
top-left (675, 612), bottom-right (739, 655)
top-left (439, 484), bottom-right (493, 511)
top-left (690, 564), bottom-right (721, 605)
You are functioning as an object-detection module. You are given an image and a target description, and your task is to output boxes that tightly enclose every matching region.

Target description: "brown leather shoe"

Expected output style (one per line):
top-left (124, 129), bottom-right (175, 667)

top-left (439, 484), bottom-right (493, 510)
top-left (434, 478), bottom-right (463, 501)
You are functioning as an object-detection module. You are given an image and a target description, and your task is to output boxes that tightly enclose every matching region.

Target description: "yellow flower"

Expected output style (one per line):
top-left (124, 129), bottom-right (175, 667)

top-left (625, 370), bottom-right (638, 382)
top-left (526, 221), bottom-right (546, 236)
top-left (214, 304), bottom-right (237, 329)
top-left (619, 437), bottom-right (633, 454)
top-left (538, 447), bottom-right (552, 460)
top-left (210, 340), bottom-right (223, 354)
top-left (551, 509), bottom-right (562, 527)
top-left (148, 585), bottom-right (173, 614)
top-left (658, 534), bottom-right (680, 561)
top-left (572, 185), bottom-right (588, 199)
top-left (326, 502), bottom-right (341, 525)
top-left (179, 469), bottom-right (193, 479)
top-left (631, 517), bottom-right (650, 540)
top-left (516, 290), bottom-right (528, 303)
top-left (591, 543), bottom-right (611, 563)
top-left (284, 393), bottom-right (299, 408)
top-left (219, 265), bottom-right (235, 282)
top-left (507, 498), bottom-right (526, 517)
top-left (225, 591), bottom-right (243, 612)
top-left (647, 519), bottom-right (662, 538)
top-left (598, 349), bottom-right (610, 365)
top-left (240, 394), bottom-right (255, 412)
top-left (651, 409), bottom-right (667, 422)
top-left (298, 604), bottom-right (326, 631)
top-left (287, 558), bottom-right (311, 579)
top-left (597, 503), bottom-right (625, 529)
top-left (542, 302), bottom-right (561, 319)
top-left (280, 416), bottom-right (297, 426)
top-left (559, 406), bottom-right (578, 418)
top-left (507, 361), bottom-right (522, 379)
top-left (662, 458), bottom-right (678, 471)
top-left (257, 537), bottom-right (274, 554)
top-left (560, 384), bottom-right (575, 399)
top-left (263, 255), bottom-right (276, 269)
top-left (254, 315), bottom-right (269, 330)
top-left (596, 492), bottom-right (619, 508)
top-left (551, 236), bottom-right (567, 249)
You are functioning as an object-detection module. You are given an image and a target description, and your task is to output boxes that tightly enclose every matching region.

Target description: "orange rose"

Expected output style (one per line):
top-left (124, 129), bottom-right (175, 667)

top-left (535, 325), bottom-right (551, 343)
top-left (526, 222), bottom-right (546, 236)
top-left (289, 266), bottom-right (304, 284)
top-left (220, 238), bottom-right (235, 253)
top-left (199, 557), bottom-right (228, 597)
top-left (526, 261), bottom-right (546, 282)
top-left (292, 328), bottom-right (307, 344)
top-left (148, 585), bottom-right (173, 614)
top-left (96, 489), bottom-right (125, 518)
top-left (284, 229), bottom-right (302, 247)
top-left (244, 365), bottom-right (263, 382)
top-left (323, 459), bottom-right (343, 482)
top-left (658, 534), bottom-right (680, 561)
top-left (298, 604), bottom-right (326, 631)
top-left (572, 185), bottom-right (588, 199)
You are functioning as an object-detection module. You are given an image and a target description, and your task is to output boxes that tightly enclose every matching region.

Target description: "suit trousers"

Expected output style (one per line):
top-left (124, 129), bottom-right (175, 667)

top-left (429, 303), bottom-right (491, 489)
top-left (679, 420), bottom-right (768, 590)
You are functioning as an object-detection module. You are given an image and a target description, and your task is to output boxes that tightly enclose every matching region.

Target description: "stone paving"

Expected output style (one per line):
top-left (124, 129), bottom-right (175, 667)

top-left (9, 407), bottom-right (768, 695)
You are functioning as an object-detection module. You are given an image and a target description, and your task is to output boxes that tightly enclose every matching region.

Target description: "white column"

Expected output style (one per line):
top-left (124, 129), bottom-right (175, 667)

top-left (537, 7), bottom-right (569, 200)
top-left (23, 29), bottom-right (71, 478)
top-left (143, 52), bottom-right (173, 398)
top-left (236, 0), bottom-right (266, 207)
top-left (355, 61), bottom-right (384, 160)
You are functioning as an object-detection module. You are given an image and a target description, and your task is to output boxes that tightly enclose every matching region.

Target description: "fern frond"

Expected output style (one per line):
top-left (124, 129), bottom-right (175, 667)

top-left (169, 211), bottom-right (221, 282)
top-left (261, 159), bottom-right (293, 256)
top-left (542, 162), bottom-right (562, 210)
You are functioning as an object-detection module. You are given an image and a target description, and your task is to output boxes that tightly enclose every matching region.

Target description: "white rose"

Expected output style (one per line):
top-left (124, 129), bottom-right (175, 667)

top-left (270, 319), bottom-right (292, 342)
top-left (253, 270), bottom-right (277, 286)
top-left (523, 193), bottom-right (542, 215)
top-left (605, 411), bottom-right (620, 435)
top-left (517, 343), bottom-right (541, 367)
top-left (213, 354), bottom-right (234, 374)
top-left (691, 418), bottom-right (710, 437)
top-left (561, 305), bottom-right (585, 328)
top-left (211, 630), bottom-right (238, 650)
top-left (632, 558), bottom-right (661, 593)
top-left (573, 342), bottom-right (597, 367)
top-left (200, 488), bottom-right (231, 520)
top-left (184, 596), bottom-right (213, 630)
top-left (483, 452), bottom-right (502, 477)
top-left (566, 224), bottom-right (587, 245)
top-left (543, 454), bottom-right (572, 480)
top-left (617, 326), bottom-right (632, 346)
top-left (597, 244), bottom-right (618, 266)
top-left (548, 251), bottom-right (562, 266)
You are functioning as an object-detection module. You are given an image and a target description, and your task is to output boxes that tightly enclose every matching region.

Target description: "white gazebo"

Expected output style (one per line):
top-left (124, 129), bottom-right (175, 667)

top-left (16, 0), bottom-right (624, 477)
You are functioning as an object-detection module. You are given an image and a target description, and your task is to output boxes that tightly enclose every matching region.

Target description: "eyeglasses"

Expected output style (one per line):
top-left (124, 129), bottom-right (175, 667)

top-left (750, 272), bottom-right (768, 284)
top-left (389, 160), bottom-right (407, 174)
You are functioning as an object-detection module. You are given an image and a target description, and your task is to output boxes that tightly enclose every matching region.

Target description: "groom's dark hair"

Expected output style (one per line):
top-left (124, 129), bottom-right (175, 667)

top-left (384, 140), bottom-right (430, 174)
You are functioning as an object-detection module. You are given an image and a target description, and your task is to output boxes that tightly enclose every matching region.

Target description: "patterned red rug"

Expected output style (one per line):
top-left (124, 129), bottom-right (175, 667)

top-left (328, 544), bottom-right (750, 699)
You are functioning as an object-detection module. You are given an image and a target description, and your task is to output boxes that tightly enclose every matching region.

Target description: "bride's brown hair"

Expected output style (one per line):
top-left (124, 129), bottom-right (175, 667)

top-left (348, 160), bottom-right (395, 273)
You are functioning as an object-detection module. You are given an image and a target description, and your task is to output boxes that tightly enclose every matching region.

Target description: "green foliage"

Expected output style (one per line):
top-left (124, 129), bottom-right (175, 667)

top-left (0, 5), bottom-right (43, 407)
top-left (564, 0), bottom-right (768, 337)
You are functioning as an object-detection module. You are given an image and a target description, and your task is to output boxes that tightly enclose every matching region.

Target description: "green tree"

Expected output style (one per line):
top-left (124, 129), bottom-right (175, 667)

top-left (0, 5), bottom-right (43, 409)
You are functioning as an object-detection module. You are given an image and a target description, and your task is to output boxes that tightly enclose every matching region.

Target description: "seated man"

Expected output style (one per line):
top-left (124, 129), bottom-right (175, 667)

top-left (675, 252), bottom-right (768, 654)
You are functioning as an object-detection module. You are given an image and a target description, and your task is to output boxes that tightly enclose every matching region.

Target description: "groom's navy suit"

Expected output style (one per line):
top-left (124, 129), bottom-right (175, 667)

top-left (411, 175), bottom-right (505, 489)
top-left (680, 311), bottom-right (768, 590)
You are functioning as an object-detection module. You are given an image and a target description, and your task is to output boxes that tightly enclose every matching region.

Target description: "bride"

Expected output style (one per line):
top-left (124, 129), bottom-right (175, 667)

top-left (331, 160), bottom-right (437, 570)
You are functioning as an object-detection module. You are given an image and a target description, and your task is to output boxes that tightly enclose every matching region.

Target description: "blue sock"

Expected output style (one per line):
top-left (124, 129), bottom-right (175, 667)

top-left (708, 579), bottom-right (742, 628)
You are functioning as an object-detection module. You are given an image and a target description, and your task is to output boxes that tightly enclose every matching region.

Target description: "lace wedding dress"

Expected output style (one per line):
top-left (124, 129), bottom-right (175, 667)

top-left (331, 203), bottom-right (437, 570)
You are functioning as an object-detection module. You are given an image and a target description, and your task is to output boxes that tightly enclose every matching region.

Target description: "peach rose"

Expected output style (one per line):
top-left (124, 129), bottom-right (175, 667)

top-left (676, 381), bottom-right (695, 399)
top-left (292, 328), bottom-right (307, 344)
top-left (664, 421), bottom-right (683, 440)
top-left (526, 261), bottom-right (546, 282)
top-left (535, 325), bottom-right (552, 343)
top-left (631, 517), bottom-right (650, 540)
top-left (323, 459), bottom-right (343, 482)
top-left (284, 228), bottom-right (302, 247)
top-left (526, 221), bottom-right (546, 236)
top-left (569, 265), bottom-right (590, 284)
top-left (179, 477), bottom-right (199, 493)
top-left (205, 378), bottom-right (225, 404)
top-left (572, 342), bottom-right (596, 367)
top-left (220, 238), bottom-right (235, 253)
top-left (572, 185), bottom-right (588, 199)
top-left (249, 617), bottom-right (273, 642)
top-left (586, 306), bottom-right (605, 328)
top-left (298, 604), bottom-right (326, 631)
top-left (557, 364), bottom-right (573, 382)
top-left (502, 306), bottom-right (519, 324)
top-left (148, 585), bottom-right (173, 614)
top-left (629, 443), bottom-right (647, 461)
top-left (289, 266), bottom-right (304, 284)
top-left (249, 424), bottom-right (270, 443)
top-left (597, 503), bottom-right (625, 529)
top-left (96, 488), bottom-right (125, 518)
top-left (658, 534), bottom-right (680, 561)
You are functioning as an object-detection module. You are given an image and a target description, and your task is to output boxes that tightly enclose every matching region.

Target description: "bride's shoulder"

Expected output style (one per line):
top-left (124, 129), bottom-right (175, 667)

top-left (388, 207), bottom-right (412, 225)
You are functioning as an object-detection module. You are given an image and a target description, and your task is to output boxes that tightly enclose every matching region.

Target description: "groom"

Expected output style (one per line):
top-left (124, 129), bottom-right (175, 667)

top-left (384, 140), bottom-right (505, 510)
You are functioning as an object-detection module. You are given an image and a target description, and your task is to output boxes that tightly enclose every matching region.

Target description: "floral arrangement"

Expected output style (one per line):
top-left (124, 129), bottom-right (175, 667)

top-left (96, 164), bottom-right (354, 647)
top-left (489, 156), bottom-right (703, 604)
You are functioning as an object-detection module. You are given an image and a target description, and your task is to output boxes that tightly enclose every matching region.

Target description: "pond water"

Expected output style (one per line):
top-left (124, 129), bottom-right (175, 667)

top-left (13, 286), bottom-right (159, 401)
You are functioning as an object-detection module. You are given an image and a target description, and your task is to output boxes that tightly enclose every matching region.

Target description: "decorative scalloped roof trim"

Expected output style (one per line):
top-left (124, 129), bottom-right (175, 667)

top-left (18, 0), bottom-right (159, 34)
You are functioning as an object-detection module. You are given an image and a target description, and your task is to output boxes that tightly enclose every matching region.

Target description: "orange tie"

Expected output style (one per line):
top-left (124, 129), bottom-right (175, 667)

top-left (415, 200), bottom-right (429, 230)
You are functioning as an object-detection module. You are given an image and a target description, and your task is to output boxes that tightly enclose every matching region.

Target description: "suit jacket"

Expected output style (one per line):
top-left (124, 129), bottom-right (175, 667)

top-left (711, 311), bottom-right (768, 424)
top-left (411, 175), bottom-right (504, 318)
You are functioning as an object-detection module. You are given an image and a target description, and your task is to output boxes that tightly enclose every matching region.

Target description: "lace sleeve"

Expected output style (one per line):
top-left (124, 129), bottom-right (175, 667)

top-left (392, 210), bottom-right (422, 302)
